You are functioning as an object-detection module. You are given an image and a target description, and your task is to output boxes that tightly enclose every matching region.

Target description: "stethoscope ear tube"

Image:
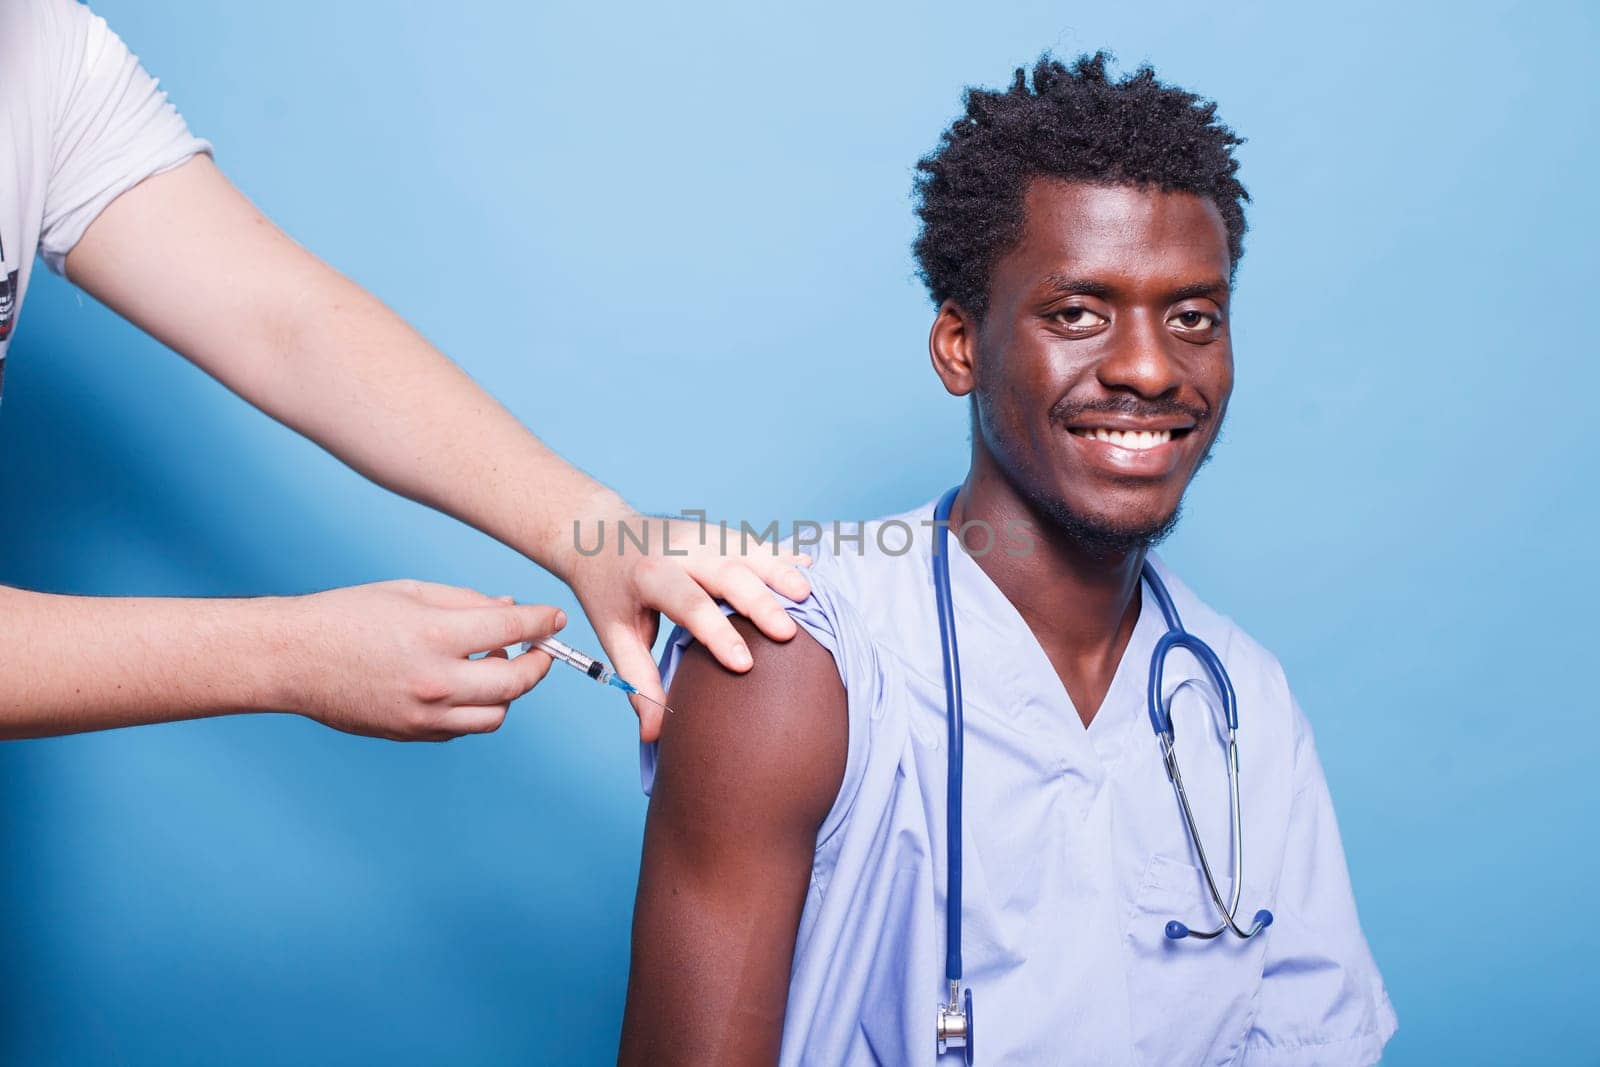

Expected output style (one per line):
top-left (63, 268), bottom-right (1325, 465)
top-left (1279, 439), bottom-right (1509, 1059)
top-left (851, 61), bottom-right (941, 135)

top-left (1148, 630), bottom-right (1239, 735)
top-left (932, 490), bottom-right (965, 984)
top-left (1144, 566), bottom-right (1270, 941)
top-left (931, 488), bottom-right (973, 1060)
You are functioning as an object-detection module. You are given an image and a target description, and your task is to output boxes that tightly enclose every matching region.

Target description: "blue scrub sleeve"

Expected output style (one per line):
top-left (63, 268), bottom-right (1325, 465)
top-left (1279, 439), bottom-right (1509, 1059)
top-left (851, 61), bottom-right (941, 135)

top-left (1239, 698), bottom-right (1399, 1065)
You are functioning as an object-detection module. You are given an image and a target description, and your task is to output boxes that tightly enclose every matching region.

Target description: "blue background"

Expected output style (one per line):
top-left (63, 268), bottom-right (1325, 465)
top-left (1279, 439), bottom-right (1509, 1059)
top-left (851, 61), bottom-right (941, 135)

top-left (2, 0), bottom-right (1595, 1062)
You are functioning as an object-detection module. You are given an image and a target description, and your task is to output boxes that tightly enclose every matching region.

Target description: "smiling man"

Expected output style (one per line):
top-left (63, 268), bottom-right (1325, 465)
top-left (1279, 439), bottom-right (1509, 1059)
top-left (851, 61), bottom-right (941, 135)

top-left (620, 54), bottom-right (1396, 1065)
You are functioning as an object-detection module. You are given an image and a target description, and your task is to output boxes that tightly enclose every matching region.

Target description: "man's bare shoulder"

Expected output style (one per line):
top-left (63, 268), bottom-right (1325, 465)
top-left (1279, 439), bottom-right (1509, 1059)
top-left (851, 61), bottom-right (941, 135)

top-left (653, 615), bottom-right (848, 840)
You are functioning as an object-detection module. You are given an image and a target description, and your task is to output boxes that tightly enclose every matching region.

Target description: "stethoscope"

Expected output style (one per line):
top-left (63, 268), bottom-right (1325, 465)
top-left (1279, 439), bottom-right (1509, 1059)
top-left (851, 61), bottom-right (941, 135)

top-left (930, 487), bottom-right (1274, 1063)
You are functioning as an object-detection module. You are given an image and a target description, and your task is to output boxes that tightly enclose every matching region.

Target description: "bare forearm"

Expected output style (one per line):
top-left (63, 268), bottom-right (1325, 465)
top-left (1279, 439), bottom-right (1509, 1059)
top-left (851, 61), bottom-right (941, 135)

top-left (0, 584), bottom-right (292, 740)
top-left (0, 581), bottom-right (566, 743)
top-left (243, 271), bottom-right (613, 577)
top-left (64, 156), bottom-right (612, 580)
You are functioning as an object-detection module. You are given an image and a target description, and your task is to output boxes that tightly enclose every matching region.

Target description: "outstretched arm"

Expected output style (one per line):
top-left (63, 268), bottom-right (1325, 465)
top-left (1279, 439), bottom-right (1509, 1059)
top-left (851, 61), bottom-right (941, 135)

top-left (0, 580), bottom-right (563, 742)
top-left (620, 617), bottom-right (847, 1066)
top-left (61, 155), bottom-right (810, 740)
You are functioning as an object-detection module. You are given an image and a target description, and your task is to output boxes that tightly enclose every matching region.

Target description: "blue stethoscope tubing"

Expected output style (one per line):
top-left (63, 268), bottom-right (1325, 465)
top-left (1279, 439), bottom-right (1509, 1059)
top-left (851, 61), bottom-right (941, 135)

top-left (930, 487), bottom-right (1273, 1061)
top-left (931, 488), bottom-right (974, 1062)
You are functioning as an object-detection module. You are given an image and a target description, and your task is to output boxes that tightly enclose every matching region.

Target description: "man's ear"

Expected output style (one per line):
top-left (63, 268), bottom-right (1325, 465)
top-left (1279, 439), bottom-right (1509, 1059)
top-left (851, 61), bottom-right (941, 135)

top-left (929, 299), bottom-right (980, 398)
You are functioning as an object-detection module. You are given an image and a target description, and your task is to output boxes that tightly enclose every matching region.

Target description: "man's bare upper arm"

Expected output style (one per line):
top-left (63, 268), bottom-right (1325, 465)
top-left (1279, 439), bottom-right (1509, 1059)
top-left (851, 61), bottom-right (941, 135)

top-left (619, 616), bottom-right (848, 1066)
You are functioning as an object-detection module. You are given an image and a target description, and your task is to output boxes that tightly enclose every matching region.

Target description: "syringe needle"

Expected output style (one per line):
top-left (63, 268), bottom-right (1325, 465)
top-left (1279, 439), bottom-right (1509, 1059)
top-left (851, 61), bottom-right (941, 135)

top-left (612, 678), bottom-right (675, 715)
top-left (633, 691), bottom-right (675, 716)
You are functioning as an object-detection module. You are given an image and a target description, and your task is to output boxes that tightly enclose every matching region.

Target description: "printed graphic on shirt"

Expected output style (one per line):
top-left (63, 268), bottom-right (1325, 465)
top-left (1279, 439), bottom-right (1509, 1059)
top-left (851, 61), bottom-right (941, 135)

top-left (0, 222), bottom-right (12, 336)
top-left (0, 266), bottom-right (16, 343)
top-left (0, 226), bottom-right (12, 399)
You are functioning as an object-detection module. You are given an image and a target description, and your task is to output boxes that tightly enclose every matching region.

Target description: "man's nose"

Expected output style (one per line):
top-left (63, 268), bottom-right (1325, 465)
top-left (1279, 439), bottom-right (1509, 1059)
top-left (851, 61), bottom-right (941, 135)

top-left (1095, 311), bottom-right (1180, 398)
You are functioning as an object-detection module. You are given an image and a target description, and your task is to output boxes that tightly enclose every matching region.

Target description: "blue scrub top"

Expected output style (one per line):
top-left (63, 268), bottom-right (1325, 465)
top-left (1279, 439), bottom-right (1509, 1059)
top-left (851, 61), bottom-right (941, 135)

top-left (644, 500), bottom-right (1396, 1065)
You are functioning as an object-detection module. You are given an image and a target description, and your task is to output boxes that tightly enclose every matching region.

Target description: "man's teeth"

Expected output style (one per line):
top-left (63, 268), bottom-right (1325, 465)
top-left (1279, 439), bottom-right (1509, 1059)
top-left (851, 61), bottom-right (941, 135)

top-left (1071, 428), bottom-right (1173, 450)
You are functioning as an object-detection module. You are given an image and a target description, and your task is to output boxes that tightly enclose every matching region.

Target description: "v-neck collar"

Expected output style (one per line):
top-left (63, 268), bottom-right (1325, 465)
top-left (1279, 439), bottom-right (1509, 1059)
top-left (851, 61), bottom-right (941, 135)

top-left (940, 532), bottom-right (1167, 779)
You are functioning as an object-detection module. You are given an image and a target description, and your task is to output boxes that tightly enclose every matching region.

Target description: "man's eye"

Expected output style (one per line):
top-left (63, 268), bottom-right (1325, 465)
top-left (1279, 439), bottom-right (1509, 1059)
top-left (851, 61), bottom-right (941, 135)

top-left (1055, 306), bottom-right (1108, 329)
top-left (1170, 309), bottom-right (1220, 330)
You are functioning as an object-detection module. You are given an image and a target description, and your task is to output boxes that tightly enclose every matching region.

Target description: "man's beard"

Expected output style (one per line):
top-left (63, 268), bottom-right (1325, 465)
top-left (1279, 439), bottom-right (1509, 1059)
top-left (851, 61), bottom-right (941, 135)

top-left (1023, 397), bottom-right (1223, 559)
top-left (1023, 482), bottom-right (1186, 560)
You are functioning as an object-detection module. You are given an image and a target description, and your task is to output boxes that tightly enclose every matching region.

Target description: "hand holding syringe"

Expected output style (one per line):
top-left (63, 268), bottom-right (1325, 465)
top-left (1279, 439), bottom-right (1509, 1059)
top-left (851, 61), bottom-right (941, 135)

top-left (515, 635), bottom-right (674, 715)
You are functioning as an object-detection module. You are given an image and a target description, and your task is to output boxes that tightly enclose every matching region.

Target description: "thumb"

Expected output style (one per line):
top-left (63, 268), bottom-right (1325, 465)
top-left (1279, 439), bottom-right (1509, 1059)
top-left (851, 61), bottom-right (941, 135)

top-left (598, 624), bottom-right (668, 743)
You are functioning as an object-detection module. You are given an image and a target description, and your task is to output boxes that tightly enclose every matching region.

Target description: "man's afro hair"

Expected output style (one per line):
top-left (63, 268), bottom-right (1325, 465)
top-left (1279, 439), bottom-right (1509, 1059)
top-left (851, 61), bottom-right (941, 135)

top-left (912, 51), bottom-right (1249, 316)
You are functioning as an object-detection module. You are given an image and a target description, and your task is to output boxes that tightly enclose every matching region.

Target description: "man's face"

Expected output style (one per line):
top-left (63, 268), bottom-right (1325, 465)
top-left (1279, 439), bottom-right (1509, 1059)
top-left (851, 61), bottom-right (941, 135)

top-left (963, 179), bottom-right (1235, 551)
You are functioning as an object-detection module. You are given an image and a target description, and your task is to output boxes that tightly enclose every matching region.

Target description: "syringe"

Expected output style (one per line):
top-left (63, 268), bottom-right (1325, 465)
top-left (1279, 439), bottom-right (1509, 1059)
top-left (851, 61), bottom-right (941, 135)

top-left (518, 635), bottom-right (674, 715)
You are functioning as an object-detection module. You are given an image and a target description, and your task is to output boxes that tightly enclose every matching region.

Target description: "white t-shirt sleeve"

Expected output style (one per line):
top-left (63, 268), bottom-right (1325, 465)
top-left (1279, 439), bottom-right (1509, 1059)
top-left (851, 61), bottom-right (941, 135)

top-left (34, 0), bottom-right (211, 276)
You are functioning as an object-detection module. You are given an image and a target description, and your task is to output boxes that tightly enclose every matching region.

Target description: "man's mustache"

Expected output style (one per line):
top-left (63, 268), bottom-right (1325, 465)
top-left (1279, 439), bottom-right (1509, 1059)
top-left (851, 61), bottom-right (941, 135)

top-left (1048, 395), bottom-right (1212, 428)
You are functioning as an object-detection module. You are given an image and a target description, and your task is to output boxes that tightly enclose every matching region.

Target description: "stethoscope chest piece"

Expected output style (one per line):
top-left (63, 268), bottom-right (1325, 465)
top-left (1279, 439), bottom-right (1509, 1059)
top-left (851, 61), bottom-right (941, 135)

top-left (936, 982), bottom-right (974, 1064)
